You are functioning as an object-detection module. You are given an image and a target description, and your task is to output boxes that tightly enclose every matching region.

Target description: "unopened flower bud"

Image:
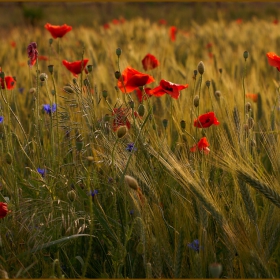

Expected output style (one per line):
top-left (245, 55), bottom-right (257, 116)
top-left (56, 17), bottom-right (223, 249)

top-left (29, 88), bottom-right (36, 94)
top-left (138, 104), bottom-right (145, 117)
top-left (162, 119), bottom-right (168, 129)
top-left (129, 100), bottom-right (134, 109)
top-left (125, 175), bottom-right (139, 190)
top-left (39, 73), bottom-right (48, 82)
top-left (87, 65), bottom-right (93, 73)
top-left (48, 65), bottom-right (54, 74)
top-left (243, 51), bottom-right (249, 61)
top-left (0, 72), bottom-right (5, 79)
top-left (209, 263), bottom-right (222, 278)
top-left (115, 71), bottom-right (121, 79)
top-left (180, 120), bottom-right (186, 130)
top-left (206, 80), bottom-right (211, 87)
top-left (214, 90), bottom-right (221, 99)
top-left (102, 90), bottom-right (108, 99)
top-left (116, 48), bottom-right (122, 57)
top-left (49, 38), bottom-right (53, 45)
top-left (219, 68), bottom-right (223, 74)
top-left (197, 61), bottom-right (205, 75)
top-left (193, 95), bottom-right (199, 107)
top-left (116, 125), bottom-right (128, 138)
top-left (194, 70), bottom-right (198, 77)
top-left (104, 114), bottom-right (110, 122)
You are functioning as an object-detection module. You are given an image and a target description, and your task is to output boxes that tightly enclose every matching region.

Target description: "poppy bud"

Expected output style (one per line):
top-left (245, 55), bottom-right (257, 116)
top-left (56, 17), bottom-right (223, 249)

top-left (103, 114), bottom-right (110, 122)
top-left (5, 152), bottom-right (12, 165)
top-left (245, 102), bottom-right (251, 113)
top-left (76, 140), bottom-right (84, 151)
top-left (129, 100), bottom-right (134, 109)
top-left (243, 51), bottom-right (249, 60)
top-left (29, 88), bottom-right (36, 94)
top-left (214, 90), bottom-right (221, 99)
top-left (180, 120), bottom-right (186, 130)
top-left (87, 65), bottom-right (93, 73)
top-left (102, 90), bottom-right (108, 99)
top-left (209, 263), bottom-right (222, 278)
top-left (219, 68), bottom-right (223, 74)
top-left (206, 80), bottom-right (211, 87)
top-left (83, 79), bottom-right (90, 87)
top-left (194, 69), bottom-right (198, 77)
top-left (197, 61), bottom-right (205, 75)
top-left (51, 90), bottom-right (56, 95)
top-left (116, 125), bottom-right (128, 139)
top-left (115, 71), bottom-right (121, 79)
top-left (63, 86), bottom-right (74, 94)
top-left (67, 190), bottom-right (76, 202)
top-left (116, 48), bottom-right (122, 57)
top-left (193, 95), bottom-right (200, 107)
top-left (0, 72), bottom-right (5, 79)
top-left (162, 119), bottom-right (168, 129)
top-left (73, 78), bottom-right (78, 85)
top-left (248, 117), bottom-right (254, 129)
top-left (125, 175), bottom-right (139, 191)
top-left (39, 73), bottom-right (48, 82)
top-left (49, 38), bottom-right (53, 45)
top-left (48, 65), bottom-right (54, 74)
top-left (136, 242), bottom-right (144, 254)
top-left (138, 104), bottom-right (145, 117)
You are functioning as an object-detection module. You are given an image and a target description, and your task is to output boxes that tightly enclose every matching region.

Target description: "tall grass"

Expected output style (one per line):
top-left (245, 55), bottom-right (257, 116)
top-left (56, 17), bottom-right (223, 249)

top-left (0, 15), bottom-right (280, 278)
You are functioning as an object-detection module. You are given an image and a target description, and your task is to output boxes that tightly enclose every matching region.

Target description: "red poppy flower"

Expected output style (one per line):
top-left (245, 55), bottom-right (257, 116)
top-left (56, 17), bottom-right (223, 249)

top-left (158, 19), bottom-right (167, 25)
top-left (0, 76), bottom-right (16, 90)
top-left (190, 137), bottom-right (210, 154)
top-left (112, 107), bottom-right (131, 131)
top-left (236, 18), bottom-right (242, 24)
top-left (169, 26), bottom-right (177, 42)
top-left (273, 19), bottom-right (279, 25)
top-left (119, 17), bottom-right (126, 24)
top-left (112, 19), bottom-right (119, 25)
top-left (142, 54), bottom-right (160, 71)
top-left (149, 79), bottom-right (188, 99)
top-left (44, 23), bottom-right (72, 39)
top-left (246, 93), bottom-right (258, 103)
top-left (117, 67), bottom-right (155, 93)
top-left (27, 42), bottom-right (38, 67)
top-left (103, 23), bottom-right (110, 29)
top-left (0, 202), bottom-right (8, 218)
top-left (10, 41), bottom-right (16, 48)
top-left (267, 52), bottom-right (280, 71)
top-left (206, 43), bottom-right (213, 49)
top-left (208, 52), bottom-right (214, 59)
top-left (135, 87), bottom-right (153, 103)
top-left (62, 59), bottom-right (89, 77)
top-left (194, 112), bottom-right (220, 128)
top-left (38, 55), bottom-right (48, 61)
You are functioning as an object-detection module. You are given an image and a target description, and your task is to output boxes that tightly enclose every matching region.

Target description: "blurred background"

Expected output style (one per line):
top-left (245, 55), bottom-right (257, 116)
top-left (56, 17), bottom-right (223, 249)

top-left (1, 2), bottom-right (280, 28)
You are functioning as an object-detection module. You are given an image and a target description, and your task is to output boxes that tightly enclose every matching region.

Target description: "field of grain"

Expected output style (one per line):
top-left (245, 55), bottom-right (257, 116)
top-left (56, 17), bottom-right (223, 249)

top-left (1, 2), bottom-right (280, 278)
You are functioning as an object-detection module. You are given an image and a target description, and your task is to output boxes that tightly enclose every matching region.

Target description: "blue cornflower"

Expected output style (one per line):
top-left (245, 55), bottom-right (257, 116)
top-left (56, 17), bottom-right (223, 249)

top-left (18, 87), bottom-right (24, 94)
top-left (89, 190), bottom-right (98, 197)
top-left (129, 209), bottom-right (134, 215)
top-left (37, 168), bottom-right (46, 178)
top-left (43, 104), bottom-right (56, 115)
top-left (126, 143), bottom-right (137, 152)
top-left (188, 239), bottom-right (200, 252)
top-left (0, 116), bottom-right (3, 123)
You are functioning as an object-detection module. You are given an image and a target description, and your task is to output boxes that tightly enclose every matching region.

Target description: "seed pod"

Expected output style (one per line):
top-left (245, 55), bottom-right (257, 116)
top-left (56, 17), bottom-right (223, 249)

top-left (214, 90), bottom-right (221, 99)
top-left (39, 73), bottom-right (48, 82)
top-left (206, 80), bottom-right (211, 87)
top-left (193, 95), bottom-right (199, 107)
top-left (29, 88), bottom-right (36, 94)
top-left (243, 50), bottom-right (249, 60)
top-left (197, 61), bottom-right (205, 75)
